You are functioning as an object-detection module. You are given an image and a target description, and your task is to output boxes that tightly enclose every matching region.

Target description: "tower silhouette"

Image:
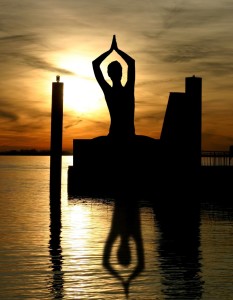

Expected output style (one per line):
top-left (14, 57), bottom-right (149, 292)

top-left (161, 76), bottom-right (202, 171)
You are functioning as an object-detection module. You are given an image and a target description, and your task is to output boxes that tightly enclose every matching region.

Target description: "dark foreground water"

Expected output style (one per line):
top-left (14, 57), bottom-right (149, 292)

top-left (0, 156), bottom-right (232, 300)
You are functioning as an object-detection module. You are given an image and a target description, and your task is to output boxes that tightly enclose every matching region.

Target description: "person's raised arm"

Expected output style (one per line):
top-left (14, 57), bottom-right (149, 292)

top-left (112, 35), bottom-right (135, 85)
top-left (92, 46), bottom-right (113, 90)
top-left (112, 35), bottom-right (134, 64)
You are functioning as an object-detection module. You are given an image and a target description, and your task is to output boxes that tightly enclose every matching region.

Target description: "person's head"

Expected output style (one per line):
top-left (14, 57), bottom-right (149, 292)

top-left (107, 61), bottom-right (122, 82)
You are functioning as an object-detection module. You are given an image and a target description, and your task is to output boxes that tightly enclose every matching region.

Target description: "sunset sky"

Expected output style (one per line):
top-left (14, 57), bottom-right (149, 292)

top-left (0, 0), bottom-right (233, 151)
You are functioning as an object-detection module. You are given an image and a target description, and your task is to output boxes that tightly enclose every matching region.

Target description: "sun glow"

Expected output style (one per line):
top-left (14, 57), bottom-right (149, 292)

top-left (63, 76), bottom-right (104, 113)
top-left (58, 55), bottom-right (105, 114)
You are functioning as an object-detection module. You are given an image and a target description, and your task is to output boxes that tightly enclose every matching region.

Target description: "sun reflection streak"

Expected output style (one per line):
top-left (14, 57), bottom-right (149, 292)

top-left (61, 200), bottom-right (114, 298)
top-left (64, 205), bottom-right (92, 255)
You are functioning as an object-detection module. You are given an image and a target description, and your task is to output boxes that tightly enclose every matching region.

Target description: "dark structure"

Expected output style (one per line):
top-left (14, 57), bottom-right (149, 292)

top-left (50, 75), bottom-right (64, 198)
top-left (68, 76), bottom-right (203, 198)
top-left (161, 76), bottom-right (202, 169)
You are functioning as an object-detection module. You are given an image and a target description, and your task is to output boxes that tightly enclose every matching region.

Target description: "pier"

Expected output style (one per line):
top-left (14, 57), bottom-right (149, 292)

top-left (202, 150), bottom-right (232, 166)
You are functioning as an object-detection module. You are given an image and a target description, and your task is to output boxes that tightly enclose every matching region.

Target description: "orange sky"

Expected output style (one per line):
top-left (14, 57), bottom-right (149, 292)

top-left (1, 0), bottom-right (233, 151)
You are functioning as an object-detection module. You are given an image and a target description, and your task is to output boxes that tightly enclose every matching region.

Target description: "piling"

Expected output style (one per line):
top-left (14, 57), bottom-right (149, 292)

top-left (50, 75), bottom-right (64, 199)
top-left (185, 75), bottom-right (202, 168)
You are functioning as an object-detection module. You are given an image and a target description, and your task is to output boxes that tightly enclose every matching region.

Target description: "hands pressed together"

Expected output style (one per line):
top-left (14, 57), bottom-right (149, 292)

top-left (110, 34), bottom-right (118, 52)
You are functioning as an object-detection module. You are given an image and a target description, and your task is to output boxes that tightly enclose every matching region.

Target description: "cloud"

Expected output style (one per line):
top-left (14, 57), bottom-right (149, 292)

top-left (0, 97), bottom-right (50, 132)
top-left (20, 54), bottom-right (75, 75)
top-left (0, 33), bottom-right (40, 61)
top-left (0, 110), bottom-right (19, 121)
top-left (64, 119), bottom-right (82, 130)
top-left (0, 33), bottom-right (75, 75)
top-left (135, 110), bottom-right (165, 122)
top-left (137, 1), bottom-right (233, 81)
top-left (0, 34), bottom-right (37, 43)
top-left (202, 132), bottom-right (233, 150)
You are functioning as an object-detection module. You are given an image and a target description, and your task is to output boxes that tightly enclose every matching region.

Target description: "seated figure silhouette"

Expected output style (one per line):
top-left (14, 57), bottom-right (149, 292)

top-left (92, 35), bottom-right (135, 139)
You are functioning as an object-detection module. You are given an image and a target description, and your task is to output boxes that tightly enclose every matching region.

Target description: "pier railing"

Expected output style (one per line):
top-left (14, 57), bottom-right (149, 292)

top-left (201, 151), bottom-right (233, 166)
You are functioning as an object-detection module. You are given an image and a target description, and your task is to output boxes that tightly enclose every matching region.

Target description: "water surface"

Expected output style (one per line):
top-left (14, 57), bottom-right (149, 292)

top-left (0, 156), bottom-right (232, 299)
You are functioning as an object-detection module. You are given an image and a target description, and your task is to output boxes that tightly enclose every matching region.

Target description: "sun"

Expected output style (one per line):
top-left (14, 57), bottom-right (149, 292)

top-left (58, 55), bottom-right (105, 114)
top-left (64, 76), bottom-right (104, 114)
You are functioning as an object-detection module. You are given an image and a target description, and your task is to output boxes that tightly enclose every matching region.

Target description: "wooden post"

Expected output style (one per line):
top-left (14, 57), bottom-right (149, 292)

top-left (50, 75), bottom-right (64, 199)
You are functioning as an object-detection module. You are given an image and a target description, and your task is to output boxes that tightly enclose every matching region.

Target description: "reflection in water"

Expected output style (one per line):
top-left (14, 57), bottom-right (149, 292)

top-left (154, 201), bottom-right (204, 299)
top-left (103, 193), bottom-right (144, 298)
top-left (1, 156), bottom-right (233, 299)
top-left (49, 188), bottom-right (64, 299)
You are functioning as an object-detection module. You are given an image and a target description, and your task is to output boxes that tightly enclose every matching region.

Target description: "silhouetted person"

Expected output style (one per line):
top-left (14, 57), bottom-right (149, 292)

top-left (92, 35), bottom-right (135, 139)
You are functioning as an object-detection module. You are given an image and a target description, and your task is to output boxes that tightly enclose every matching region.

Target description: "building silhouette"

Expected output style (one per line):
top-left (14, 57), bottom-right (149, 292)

top-left (161, 76), bottom-right (202, 169)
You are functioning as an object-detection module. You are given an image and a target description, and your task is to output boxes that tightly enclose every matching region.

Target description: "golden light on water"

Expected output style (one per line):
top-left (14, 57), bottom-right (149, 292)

top-left (61, 201), bottom-right (114, 296)
top-left (65, 204), bottom-right (91, 251)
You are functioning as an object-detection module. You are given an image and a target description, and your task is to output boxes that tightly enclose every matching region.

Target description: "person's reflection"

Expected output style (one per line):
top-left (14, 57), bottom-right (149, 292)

top-left (49, 189), bottom-right (64, 299)
top-left (103, 193), bottom-right (144, 298)
top-left (154, 200), bottom-right (203, 299)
